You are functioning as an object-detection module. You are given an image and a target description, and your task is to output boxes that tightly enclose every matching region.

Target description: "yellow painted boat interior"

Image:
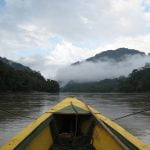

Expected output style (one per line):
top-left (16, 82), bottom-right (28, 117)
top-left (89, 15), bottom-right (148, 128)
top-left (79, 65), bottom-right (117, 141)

top-left (1, 97), bottom-right (150, 150)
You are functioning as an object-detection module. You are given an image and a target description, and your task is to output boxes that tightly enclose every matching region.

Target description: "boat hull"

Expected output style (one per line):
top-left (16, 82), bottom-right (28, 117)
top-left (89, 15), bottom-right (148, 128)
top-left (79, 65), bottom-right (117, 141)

top-left (1, 97), bottom-right (150, 150)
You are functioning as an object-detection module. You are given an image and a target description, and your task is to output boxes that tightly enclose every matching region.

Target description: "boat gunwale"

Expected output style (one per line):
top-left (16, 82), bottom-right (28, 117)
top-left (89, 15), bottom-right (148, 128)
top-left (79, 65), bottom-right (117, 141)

top-left (87, 105), bottom-right (150, 150)
top-left (0, 97), bottom-right (150, 150)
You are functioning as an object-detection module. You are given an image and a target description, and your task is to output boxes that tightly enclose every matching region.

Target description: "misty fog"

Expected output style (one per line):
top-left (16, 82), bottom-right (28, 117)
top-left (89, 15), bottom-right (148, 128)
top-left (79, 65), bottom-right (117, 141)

top-left (56, 55), bottom-right (150, 84)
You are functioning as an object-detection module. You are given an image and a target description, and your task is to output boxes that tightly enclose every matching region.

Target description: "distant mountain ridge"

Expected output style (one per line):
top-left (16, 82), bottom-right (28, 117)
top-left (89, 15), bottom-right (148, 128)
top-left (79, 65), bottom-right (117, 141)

top-left (0, 56), bottom-right (32, 72)
top-left (62, 48), bottom-right (150, 92)
top-left (72, 48), bottom-right (145, 65)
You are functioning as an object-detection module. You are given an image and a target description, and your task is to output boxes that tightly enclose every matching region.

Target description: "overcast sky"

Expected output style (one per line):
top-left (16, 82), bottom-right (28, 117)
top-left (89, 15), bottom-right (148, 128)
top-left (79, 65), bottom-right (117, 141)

top-left (0, 0), bottom-right (150, 79)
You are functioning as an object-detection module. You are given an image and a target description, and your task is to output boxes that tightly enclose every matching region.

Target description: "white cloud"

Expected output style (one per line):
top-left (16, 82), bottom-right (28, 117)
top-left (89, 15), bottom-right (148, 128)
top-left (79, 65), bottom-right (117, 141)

top-left (18, 41), bottom-right (99, 78)
top-left (56, 55), bottom-right (150, 84)
top-left (1, 0), bottom-right (150, 47)
top-left (0, 0), bottom-right (150, 78)
top-left (143, 0), bottom-right (150, 6)
top-left (18, 55), bottom-right (59, 79)
top-left (47, 41), bottom-right (97, 64)
top-left (95, 34), bottom-right (150, 54)
top-left (15, 34), bottom-right (150, 79)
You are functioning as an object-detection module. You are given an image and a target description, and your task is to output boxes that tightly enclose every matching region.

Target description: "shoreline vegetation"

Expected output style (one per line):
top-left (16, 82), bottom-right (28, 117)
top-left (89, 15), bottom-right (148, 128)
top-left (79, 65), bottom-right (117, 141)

top-left (0, 60), bottom-right (59, 93)
top-left (62, 66), bottom-right (150, 93)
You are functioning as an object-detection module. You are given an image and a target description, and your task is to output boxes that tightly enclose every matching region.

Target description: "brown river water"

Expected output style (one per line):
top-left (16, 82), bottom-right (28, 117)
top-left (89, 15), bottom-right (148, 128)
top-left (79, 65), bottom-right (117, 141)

top-left (0, 92), bottom-right (150, 146)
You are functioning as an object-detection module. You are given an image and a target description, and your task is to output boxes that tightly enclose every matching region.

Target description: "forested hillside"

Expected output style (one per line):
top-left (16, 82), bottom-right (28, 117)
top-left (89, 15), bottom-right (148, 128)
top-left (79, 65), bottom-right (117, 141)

top-left (0, 56), bottom-right (32, 71)
top-left (119, 66), bottom-right (150, 92)
top-left (0, 60), bottom-right (59, 92)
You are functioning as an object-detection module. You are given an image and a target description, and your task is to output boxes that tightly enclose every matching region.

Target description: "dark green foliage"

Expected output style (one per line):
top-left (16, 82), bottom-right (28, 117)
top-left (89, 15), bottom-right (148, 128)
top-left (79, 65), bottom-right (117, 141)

top-left (0, 60), bottom-right (59, 93)
top-left (62, 78), bottom-right (122, 92)
top-left (46, 80), bottom-right (60, 93)
top-left (119, 67), bottom-right (150, 92)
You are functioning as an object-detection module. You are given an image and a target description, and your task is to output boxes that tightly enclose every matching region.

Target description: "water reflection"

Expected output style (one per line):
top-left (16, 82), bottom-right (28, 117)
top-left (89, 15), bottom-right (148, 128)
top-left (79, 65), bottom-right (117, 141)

top-left (0, 92), bottom-right (150, 146)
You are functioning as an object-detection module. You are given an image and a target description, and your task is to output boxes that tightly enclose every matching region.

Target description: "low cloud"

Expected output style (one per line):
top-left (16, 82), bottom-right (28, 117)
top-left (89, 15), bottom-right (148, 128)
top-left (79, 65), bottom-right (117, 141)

top-left (56, 55), bottom-right (150, 84)
top-left (17, 55), bottom-right (61, 79)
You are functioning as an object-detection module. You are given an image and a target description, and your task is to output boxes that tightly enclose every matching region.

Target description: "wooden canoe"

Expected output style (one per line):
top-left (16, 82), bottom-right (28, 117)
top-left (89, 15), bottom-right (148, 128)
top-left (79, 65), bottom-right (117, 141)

top-left (1, 97), bottom-right (150, 150)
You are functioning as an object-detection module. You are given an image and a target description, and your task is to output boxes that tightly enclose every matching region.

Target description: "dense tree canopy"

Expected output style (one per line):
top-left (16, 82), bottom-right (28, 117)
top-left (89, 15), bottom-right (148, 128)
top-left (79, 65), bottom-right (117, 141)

top-left (62, 79), bottom-right (121, 92)
top-left (0, 60), bottom-right (59, 92)
top-left (119, 67), bottom-right (150, 92)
